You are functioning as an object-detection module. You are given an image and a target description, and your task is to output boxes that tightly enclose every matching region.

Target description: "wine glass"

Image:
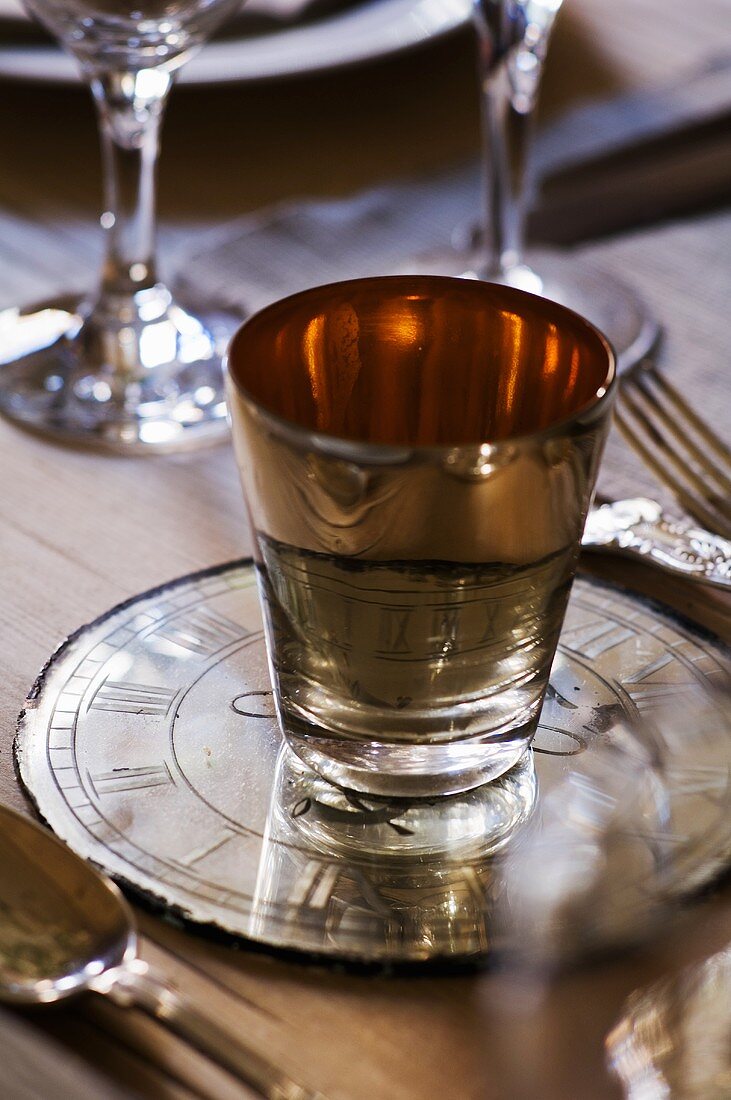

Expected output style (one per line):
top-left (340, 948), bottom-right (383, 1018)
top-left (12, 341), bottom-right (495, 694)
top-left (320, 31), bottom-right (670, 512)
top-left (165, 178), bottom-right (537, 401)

top-left (419, 0), bottom-right (659, 371)
top-left (0, 0), bottom-right (243, 452)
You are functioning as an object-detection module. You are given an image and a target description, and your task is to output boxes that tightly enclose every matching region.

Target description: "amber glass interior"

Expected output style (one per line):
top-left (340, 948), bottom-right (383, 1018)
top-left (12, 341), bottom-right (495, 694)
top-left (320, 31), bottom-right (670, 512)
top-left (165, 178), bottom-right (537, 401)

top-left (228, 276), bottom-right (614, 446)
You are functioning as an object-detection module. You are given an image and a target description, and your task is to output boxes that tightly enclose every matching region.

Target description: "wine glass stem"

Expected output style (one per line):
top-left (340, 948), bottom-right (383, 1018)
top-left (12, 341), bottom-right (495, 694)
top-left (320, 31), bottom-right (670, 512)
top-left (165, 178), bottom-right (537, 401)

top-left (480, 64), bottom-right (533, 275)
top-left (90, 70), bottom-right (172, 305)
top-left (474, 2), bottom-right (558, 278)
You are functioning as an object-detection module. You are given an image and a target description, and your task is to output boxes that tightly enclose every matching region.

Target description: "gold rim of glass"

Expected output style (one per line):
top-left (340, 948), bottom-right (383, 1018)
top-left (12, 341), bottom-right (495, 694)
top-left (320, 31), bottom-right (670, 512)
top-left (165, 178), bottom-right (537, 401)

top-left (226, 275), bottom-right (616, 456)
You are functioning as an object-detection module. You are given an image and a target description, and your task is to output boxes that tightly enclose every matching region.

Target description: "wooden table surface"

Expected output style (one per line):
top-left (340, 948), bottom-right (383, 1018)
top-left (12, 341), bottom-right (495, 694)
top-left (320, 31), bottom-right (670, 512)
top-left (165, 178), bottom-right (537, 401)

top-left (1, 1), bottom-right (730, 1096)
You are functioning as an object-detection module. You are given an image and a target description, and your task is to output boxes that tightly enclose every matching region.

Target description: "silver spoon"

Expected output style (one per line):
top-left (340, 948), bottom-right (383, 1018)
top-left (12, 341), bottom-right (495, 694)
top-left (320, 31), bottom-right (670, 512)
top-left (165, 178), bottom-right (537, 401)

top-left (0, 803), bottom-right (323, 1100)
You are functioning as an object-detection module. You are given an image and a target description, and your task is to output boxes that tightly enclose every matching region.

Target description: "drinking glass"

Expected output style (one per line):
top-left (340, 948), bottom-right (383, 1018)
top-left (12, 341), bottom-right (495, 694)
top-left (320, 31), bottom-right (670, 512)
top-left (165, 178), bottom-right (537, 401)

top-left (0, 0), bottom-right (242, 452)
top-left (226, 275), bottom-right (616, 797)
top-left (423, 0), bottom-right (658, 371)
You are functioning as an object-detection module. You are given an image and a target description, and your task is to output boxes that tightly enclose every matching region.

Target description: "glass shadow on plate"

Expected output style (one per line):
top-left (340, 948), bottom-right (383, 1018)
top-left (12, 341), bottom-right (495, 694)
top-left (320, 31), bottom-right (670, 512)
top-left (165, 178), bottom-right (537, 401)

top-left (247, 745), bottom-right (538, 962)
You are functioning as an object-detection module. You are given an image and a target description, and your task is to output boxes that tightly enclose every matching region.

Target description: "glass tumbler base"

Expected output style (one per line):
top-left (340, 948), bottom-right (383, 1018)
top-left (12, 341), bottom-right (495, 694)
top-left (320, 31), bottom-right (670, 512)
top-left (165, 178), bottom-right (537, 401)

top-left (281, 746), bottom-right (538, 860)
top-left (0, 291), bottom-right (244, 454)
top-left (284, 721), bottom-right (534, 799)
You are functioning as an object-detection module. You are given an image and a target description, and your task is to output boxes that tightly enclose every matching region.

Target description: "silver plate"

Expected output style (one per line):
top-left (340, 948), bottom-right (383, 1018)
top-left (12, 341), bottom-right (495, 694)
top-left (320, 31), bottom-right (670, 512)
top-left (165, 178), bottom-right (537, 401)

top-left (15, 563), bottom-right (731, 965)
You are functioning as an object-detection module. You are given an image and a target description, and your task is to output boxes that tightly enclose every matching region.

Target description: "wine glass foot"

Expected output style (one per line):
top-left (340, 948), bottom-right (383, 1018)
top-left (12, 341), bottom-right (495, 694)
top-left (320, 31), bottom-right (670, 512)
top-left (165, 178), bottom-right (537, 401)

top-left (0, 290), bottom-right (245, 453)
top-left (400, 245), bottom-right (660, 373)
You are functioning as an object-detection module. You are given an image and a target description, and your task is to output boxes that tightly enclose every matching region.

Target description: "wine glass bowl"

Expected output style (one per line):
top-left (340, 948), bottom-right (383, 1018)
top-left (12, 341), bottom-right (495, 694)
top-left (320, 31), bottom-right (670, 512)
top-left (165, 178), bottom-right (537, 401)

top-left (0, 0), bottom-right (244, 453)
top-left (23, 0), bottom-right (241, 73)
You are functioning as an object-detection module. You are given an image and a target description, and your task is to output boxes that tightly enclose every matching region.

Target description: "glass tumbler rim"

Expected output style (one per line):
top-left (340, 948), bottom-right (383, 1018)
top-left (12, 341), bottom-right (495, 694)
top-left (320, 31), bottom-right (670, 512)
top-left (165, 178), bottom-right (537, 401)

top-left (225, 274), bottom-right (616, 461)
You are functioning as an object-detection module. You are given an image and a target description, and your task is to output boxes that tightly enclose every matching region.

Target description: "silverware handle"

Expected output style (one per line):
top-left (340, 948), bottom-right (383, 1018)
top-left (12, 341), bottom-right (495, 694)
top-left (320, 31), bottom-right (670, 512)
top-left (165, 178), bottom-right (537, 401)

top-left (582, 497), bottom-right (731, 588)
top-left (94, 959), bottom-right (324, 1100)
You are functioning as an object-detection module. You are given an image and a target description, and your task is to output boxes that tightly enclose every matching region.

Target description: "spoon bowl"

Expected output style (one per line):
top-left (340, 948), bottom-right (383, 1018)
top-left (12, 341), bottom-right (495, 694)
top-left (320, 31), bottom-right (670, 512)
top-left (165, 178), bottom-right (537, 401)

top-left (0, 804), bottom-right (134, 1004)
top-left (0, 804), bottom-right (322, 1099)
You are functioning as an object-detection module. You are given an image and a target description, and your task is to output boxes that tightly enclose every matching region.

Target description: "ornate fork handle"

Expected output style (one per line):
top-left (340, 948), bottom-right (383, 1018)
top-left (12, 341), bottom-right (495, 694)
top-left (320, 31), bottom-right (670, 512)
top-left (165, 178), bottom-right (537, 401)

top-left (582, 498), bottom-right (731, 589)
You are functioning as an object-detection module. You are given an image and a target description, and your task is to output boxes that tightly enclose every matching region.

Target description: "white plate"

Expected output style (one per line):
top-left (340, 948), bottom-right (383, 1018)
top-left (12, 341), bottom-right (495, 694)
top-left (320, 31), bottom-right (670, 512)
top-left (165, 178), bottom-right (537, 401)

top-left (0, 0), bottom-right (471, 83)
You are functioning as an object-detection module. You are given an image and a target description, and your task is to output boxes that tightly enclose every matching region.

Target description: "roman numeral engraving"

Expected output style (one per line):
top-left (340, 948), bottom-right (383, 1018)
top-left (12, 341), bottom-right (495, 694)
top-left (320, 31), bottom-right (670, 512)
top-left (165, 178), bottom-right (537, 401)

top-left (561, 618), bottom-right (635, 658)
top-left (431, 607), bottom-right (461, 654)
top-left (289, 860), bottom-right (340, 908)
top-left (177, 829), bottom-right (236, 868)
top-left (480, 603), bottom-right (502, 643)
top-left (89, 679), bottom-right (177, 715)
top-left (155, 607), bottom-right (245, 656)
top-left (377, 609), bottom-right (412, 654)
top-left (622, 653), bottom-right (674, 684)
top-left (621, 653), bottom-right (691, 715)
top-left (625, 683), bottom-right (693, 713)
top-left (88, 763), bottom-right (174, 797)
top-left (289, 860), bottom-right (390, 917)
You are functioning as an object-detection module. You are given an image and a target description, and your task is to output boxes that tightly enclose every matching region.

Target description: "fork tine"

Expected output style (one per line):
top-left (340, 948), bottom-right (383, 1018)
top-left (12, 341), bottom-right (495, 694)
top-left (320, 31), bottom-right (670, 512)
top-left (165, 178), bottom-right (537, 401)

top-left (614, 392), bottom-right (731, 540)
top-left (647, 366), bottom-right (731, 468)
top-left (618, 380), bottom-right (731, 523)
top-left (631, 365), bottom-right (731, 497)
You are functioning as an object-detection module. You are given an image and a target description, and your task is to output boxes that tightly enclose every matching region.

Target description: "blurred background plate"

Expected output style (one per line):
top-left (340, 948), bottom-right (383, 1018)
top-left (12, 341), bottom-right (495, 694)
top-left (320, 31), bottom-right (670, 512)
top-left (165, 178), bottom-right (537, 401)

top-left (0, 0), bottom-right (471, 83)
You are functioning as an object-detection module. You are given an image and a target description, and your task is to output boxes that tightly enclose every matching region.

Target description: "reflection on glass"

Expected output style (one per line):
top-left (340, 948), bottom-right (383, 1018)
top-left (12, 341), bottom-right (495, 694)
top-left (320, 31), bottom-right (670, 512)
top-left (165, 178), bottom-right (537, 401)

top-left (499, 722), bottom-right (670, 970)
top-left (607, 946), bottom-right (731, 1099)
top-left (498, 686), bottom-right (731, 971)
top-left (249, 746), bottom-right (537, 961)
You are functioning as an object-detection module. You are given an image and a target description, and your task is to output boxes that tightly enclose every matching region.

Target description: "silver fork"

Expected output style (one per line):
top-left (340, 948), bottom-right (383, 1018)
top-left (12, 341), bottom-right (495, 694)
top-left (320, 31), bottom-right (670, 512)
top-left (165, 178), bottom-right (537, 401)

top-left (615, 358), bottom-right (731, 539)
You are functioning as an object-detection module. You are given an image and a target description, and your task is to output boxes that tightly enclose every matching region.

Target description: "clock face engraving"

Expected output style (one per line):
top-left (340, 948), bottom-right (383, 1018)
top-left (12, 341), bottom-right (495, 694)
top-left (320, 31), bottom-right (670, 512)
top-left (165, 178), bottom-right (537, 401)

top-left (16, 563), bottom-right (731, 964)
